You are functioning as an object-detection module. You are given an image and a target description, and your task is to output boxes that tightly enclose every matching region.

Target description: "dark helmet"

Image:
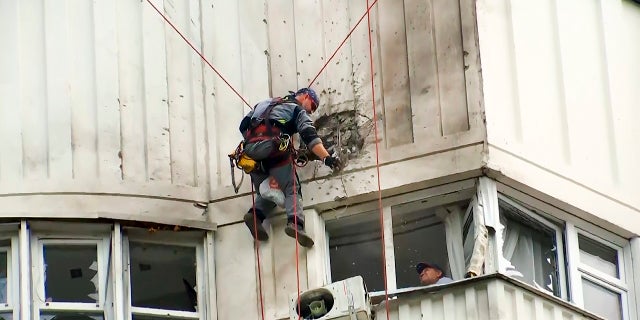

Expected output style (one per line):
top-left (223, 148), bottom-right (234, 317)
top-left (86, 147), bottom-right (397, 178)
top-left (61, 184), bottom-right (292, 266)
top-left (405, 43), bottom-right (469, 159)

top-left (295, 88), bottom-right (320, 108)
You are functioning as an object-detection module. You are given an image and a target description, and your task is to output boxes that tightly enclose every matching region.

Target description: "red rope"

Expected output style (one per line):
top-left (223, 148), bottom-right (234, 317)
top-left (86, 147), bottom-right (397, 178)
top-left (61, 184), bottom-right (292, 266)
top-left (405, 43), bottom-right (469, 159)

top-left (308, 0), bottom-right (380, 88)
top-left (365, 0), bottom-right (391, 318)
top-left (145, 0), bottom-right (252, 109)
top-left (250, 183), bottom-right (266, 320)
top-left (292, 161), bottom-right (302, 320)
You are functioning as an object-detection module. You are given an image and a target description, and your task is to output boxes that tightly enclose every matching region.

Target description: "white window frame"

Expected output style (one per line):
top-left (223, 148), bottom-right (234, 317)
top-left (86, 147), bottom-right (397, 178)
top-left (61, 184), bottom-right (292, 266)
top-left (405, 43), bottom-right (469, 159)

top-left (0, 231), bottom-right (19, 320)
top-left (496, 194), bottom-right (569, 300)
top-left (323, 179), bottom-right (477, 297)
top-left (496, 182), bottom-right (637, 320)
top-left (566, 223), bottom-right (633, 320)
top-left (123, 228), bottom-right (206, 320)
top-left (30, 222), bottom-right (112, 319)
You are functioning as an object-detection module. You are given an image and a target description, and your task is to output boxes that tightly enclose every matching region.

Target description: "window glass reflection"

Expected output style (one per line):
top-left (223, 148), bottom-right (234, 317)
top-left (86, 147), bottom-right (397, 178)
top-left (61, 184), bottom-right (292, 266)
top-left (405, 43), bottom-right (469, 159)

top-left (578, 235), bottom-right (618, 278)
top-left (582, 278), bottom-right (622, 320)
top-left (43, 245), bottom-right (98, 303)
top-left (130, 243), bottom-right (197, 312)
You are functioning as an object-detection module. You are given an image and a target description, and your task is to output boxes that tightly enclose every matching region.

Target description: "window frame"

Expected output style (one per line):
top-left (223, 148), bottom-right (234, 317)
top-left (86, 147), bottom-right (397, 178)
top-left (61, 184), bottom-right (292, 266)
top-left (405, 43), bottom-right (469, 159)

top-left (496, 182), bottom-right (637, 320)
top-left (496, 193), bottom-right (569, 299)
top-left (323, 179), bottom-right (477, 296)
top-left (0, 232), bottom-right (19, 320)
top-left (566, 223), bottom-right (633, 320)
top-left (29, 223), bottom-right (112, 320)
top-left (122, 228), bottom-right (206, 320)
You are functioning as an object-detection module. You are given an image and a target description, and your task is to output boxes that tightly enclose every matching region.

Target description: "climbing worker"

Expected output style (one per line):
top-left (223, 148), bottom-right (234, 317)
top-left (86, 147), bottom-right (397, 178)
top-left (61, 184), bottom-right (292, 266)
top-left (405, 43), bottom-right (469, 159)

top-left (239, 88), bottom-right (343, 248)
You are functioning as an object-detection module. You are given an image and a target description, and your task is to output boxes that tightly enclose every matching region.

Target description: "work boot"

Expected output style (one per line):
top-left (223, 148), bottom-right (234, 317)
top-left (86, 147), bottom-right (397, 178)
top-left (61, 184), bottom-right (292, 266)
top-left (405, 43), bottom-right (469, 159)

top-left (244, 211), bottom-right (269, 241)
top-left (285, 222), bottom-right (314, 248)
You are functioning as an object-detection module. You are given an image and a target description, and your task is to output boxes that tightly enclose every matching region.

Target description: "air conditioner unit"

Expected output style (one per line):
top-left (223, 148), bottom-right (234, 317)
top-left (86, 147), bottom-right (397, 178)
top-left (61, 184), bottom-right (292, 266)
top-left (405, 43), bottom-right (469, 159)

top-left (289, 276), bottom-right (371, 320)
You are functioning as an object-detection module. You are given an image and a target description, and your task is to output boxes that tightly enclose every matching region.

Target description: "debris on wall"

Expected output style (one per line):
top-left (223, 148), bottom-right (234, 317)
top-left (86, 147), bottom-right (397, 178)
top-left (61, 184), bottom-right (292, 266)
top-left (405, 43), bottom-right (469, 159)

top-left (314, 110), bottom-right (369, 163)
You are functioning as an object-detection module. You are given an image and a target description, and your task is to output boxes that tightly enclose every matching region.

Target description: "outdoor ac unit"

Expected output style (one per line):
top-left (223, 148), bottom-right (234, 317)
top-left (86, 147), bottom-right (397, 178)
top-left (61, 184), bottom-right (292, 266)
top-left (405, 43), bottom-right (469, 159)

top-left (289, 276), bottom-right (371, 320)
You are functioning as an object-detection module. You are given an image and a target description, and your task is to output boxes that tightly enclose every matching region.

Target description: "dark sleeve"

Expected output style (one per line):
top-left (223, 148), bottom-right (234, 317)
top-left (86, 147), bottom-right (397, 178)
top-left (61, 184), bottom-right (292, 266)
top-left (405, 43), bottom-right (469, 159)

top-left (239, 115), bottom-right (251, 133)
top-left (293, 106), bottom-right (322, 149)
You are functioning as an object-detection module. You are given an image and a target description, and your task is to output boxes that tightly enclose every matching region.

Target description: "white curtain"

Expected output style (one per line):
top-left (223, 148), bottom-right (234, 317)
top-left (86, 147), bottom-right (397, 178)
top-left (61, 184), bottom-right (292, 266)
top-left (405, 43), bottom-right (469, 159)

top-left (437, 207), bottom-right (465, 280)
top-left (501, 215), bottom-right (554, 293)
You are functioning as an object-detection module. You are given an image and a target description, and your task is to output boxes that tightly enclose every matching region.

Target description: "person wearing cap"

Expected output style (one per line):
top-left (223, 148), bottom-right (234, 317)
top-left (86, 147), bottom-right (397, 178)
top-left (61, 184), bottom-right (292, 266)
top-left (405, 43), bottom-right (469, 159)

top-left (416, 262), bottom-right (453, 286)
top-left (239, 88), bottom-right (343, 248)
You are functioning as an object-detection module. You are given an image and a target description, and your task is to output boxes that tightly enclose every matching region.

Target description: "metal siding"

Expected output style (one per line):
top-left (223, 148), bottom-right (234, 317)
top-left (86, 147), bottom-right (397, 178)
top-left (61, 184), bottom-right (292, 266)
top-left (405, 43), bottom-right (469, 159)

top-left (262, 0), bottom-right (482, 163)
top-left (0, 0), bottom-right (210, 188)
top-left (0, 0), bottom-right (228, 226)
top-left (478, 0), bottom-right (640, 227)
top-left (374, 280), bottom-right (599, 320)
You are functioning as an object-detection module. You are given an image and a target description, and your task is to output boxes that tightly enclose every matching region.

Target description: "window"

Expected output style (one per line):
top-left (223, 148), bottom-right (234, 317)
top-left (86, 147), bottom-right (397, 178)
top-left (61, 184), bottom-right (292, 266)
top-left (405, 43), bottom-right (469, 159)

top-left (496, 185), bottom-right (635, 320)
top-left (498, 196), bottom-right (566, 298)
top-left (0, 234), bottom-right (18, 320)
top-left (325, 182), bottom-right (474, 295)
top-left (327, 206), bottom-right (452, 294)
top-left (391, 205), bottom-right (449, 289)
top-left (124, 229), bottom-right (204, 320)
top-left (31, 224), bottom-right (112, 320)
top-left (568, 230), bottom-right (630, 320)
top-left (327, 210), bottom-right (385, 292)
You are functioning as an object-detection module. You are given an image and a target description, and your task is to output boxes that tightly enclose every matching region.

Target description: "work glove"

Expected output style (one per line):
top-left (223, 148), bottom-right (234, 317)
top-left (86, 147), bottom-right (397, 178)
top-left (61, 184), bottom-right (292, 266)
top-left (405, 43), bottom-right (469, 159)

top-left (323, 156), bottom-right (343, 172)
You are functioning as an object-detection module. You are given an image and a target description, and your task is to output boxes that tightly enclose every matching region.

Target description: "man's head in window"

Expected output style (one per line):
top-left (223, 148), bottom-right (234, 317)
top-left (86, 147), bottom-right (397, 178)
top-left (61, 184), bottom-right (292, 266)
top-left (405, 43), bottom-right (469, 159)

top-left (416, 262), bottom-right (447, 286)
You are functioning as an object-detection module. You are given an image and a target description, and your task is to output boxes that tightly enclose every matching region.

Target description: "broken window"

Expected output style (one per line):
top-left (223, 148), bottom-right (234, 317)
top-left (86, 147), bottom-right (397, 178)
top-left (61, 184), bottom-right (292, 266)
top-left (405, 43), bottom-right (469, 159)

top-left (498, 197), bottom-right (564, 297)
top-left (326, 183), bottom-right (474, 296)
top-left (31, 223), bottom-right (112, 320)
top-left (327, 211), bottom-right (385, 292)
top-left (43, 244), bottom-right (99, 303)
top-left (123, 230), bottom-right (203, 320)
top-left (391, 205), bottom-right (448, 289)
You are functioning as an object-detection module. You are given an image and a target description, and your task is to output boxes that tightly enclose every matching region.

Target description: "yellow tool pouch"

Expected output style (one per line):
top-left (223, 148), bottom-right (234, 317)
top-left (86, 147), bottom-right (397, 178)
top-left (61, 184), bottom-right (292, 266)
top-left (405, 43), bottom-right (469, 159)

top-left (229, 141), bottom-right (258, 174)
top-left (237, 154), bottom-right (257, 174)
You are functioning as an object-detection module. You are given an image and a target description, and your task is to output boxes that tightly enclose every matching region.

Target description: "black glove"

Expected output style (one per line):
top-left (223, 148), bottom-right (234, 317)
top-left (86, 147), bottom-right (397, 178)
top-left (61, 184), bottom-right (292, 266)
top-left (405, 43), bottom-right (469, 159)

top-left (323, 156), bottom-right (343, 172)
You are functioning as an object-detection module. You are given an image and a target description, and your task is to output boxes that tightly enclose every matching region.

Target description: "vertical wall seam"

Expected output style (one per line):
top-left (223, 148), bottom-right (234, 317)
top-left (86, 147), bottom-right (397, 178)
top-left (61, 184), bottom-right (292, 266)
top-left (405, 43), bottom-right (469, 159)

top-left (189, 0), bottom-right (198, 187)
top-left (429, 0), bottom-right (443, 137)
top-left (400, 0), bottom-right (415, 144)
top-left (90, 0), bottom-right (100, 178)
top-left (197, 0), bottom-right (209, 189)
top-left (457, 0), bottom-right (471, 131)
top-left (161, 0), bottom-right (174, 184)
top-left (596, 1), bottom-right (619, 184)
top-left (140, 0), bottom-right (150, 182)
top-left (505, 0), bottom-right (523, 143)
top-left (42, 1), bottom-right (52, 180)
top-left (371, 2), bottom-right (386, 148)
top-left (116, 0), bottom-right (125, 181)
top-left (291, 0), bottom-right (300, 89)
top-left (550, 0), bottom-right (572, 165)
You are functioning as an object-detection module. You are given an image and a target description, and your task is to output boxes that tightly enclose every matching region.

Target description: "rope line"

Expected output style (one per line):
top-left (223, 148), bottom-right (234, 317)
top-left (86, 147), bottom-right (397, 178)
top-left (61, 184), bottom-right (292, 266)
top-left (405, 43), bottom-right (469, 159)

top-left (365, 0), bottom-right (391, 318)
top-left (250, 183), bottom-right (266, 320)
top-left (292, 161), bottom-right (302, 320)
top-left (145, 0), bottom-right (252, 109)
top-left (308, 0), bottom-right (380, 88)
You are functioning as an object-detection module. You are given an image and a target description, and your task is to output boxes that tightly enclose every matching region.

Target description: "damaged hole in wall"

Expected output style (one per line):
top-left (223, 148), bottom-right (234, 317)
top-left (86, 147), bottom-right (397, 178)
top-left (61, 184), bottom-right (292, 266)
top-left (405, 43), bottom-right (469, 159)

top-left (312, 110), bottom-right (369, 163)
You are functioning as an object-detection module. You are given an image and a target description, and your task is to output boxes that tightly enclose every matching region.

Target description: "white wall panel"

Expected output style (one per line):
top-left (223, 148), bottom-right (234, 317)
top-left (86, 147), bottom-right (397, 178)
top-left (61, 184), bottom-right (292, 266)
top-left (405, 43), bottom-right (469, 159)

top-left (478, 0), bottom-right (640, 229)
top-left (0, 0), bottom-right (231, 224)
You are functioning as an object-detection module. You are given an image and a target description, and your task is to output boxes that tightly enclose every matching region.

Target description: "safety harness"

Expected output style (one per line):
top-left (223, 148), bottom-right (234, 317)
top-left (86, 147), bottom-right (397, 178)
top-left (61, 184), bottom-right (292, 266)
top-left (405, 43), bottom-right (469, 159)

top-left (228, 96), bottom-right (305, 193)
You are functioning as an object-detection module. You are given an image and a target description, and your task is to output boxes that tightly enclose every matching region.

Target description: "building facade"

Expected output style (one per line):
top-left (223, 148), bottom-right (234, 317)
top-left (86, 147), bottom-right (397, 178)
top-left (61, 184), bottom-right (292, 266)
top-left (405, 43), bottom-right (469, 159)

top-left (0, 0), bottom-right (639, 319)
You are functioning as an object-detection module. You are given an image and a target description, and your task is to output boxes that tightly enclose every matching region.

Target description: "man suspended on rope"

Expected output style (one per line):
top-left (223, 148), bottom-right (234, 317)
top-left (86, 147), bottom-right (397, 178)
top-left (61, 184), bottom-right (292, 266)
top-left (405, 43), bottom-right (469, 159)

top-left (239, 88), bottom-right (343, 248)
